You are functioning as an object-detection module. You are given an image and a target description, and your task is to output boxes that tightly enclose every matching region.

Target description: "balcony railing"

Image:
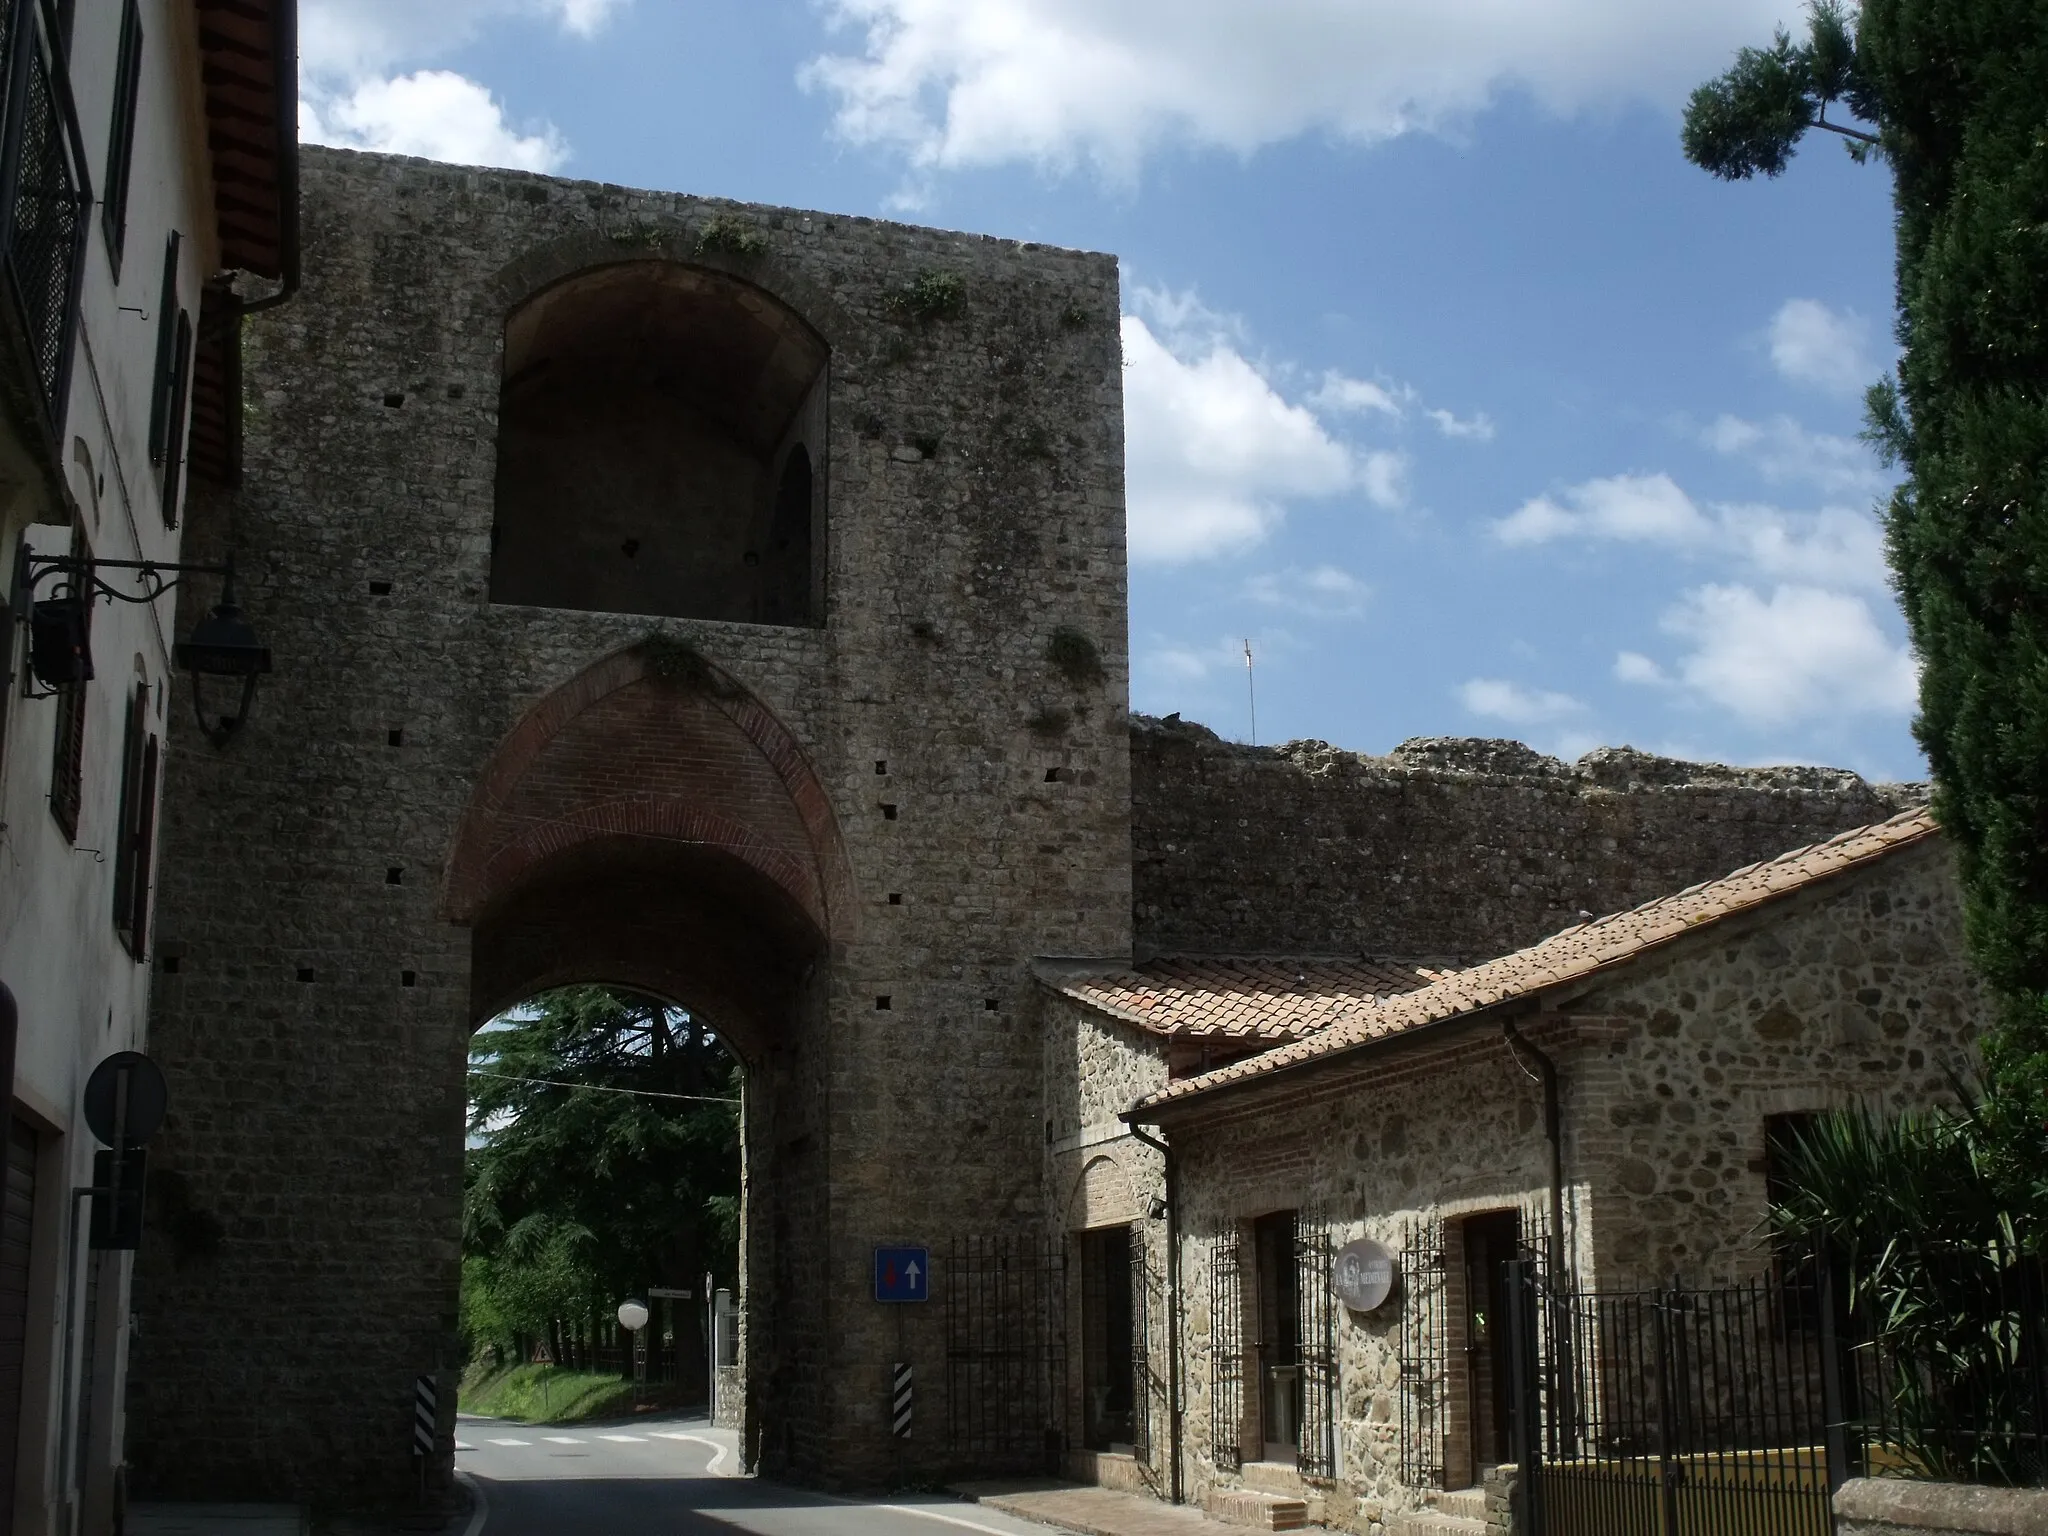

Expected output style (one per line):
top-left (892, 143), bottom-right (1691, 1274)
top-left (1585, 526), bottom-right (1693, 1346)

top-left (0, 0), bottom-right (89, 438)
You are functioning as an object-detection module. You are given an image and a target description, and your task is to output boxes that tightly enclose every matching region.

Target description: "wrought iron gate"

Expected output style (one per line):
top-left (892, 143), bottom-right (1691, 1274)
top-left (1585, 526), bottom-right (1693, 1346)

top-left (1508, 1260), bottom-right (1838, 1536)
top-left (1210, 1234), bottom-right (1244, 1472)
top-left (1399, 1216), bottom-right (1449, 1489)
top-left (945, 1235), bottom-right (1067, 1472)
top-left (1131, 1232), bottom-right (1158, 1458)
top-left (1295, 1216), bottom-right (1337, 1480)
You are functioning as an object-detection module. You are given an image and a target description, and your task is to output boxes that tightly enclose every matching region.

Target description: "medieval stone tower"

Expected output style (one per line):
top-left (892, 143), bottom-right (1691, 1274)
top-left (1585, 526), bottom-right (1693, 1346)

top-left (130, 147), bottom-right (1132, 1501)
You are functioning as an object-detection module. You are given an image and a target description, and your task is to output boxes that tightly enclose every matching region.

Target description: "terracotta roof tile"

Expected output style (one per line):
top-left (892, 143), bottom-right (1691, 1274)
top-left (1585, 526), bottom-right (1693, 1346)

top-left (1132, 806), bottom-right (1939, 1114)
top-left (1052, 955), bottom-right (1438, 1042)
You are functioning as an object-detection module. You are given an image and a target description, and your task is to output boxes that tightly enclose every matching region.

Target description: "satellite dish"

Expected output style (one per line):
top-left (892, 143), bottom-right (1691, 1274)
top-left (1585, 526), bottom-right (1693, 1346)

top-left (82, 1051), bottom-right (168, 1146)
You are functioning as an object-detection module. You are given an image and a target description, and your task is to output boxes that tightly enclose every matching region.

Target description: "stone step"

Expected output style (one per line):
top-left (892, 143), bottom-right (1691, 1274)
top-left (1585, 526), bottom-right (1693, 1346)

top-left (1200, 1487), bottom-right (1309, 1531)
top-left (1428, 1486), bottom-right (1488, 1519)
top-left (1238, 1461), bottom-right (1303, 1496)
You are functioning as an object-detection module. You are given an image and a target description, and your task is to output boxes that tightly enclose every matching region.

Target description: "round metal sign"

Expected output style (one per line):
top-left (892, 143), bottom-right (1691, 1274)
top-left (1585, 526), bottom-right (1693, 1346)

top-left (82, 1051), bottom-right (168, 1147)
top-left (1333, 1237), bottom-right (1398, 1312)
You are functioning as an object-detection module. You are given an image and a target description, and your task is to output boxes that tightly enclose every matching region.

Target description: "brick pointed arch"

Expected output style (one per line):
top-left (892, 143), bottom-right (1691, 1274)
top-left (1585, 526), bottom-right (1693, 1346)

top-left (442, 643), bottom-right (856, 940)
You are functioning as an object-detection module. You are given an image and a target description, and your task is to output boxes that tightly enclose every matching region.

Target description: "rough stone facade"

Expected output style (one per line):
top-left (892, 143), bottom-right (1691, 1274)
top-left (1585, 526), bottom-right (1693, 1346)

top-left (132, 146), bottom-right (1132, 1501)
top-left (1131, 717), bottom-right (1923, 962)
top-left (1137, 838), bottom-right (1984, 1525)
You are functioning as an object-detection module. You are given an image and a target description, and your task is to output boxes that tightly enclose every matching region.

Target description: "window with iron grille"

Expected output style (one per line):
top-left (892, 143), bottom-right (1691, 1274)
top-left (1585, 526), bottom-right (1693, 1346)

top-left (111, 680), bottom-right (157, 957)
top-left (1294, 1215), bottom-right (1337, 1480)
top-left (100, 0), bottom-right (142, 275)
top-left (1399, 1215), bottom-right (1449, 1489)
top-left (47, 526), bottom-right (89, 841)
top-left (1209, 1232), bottom-right (1244, 1472)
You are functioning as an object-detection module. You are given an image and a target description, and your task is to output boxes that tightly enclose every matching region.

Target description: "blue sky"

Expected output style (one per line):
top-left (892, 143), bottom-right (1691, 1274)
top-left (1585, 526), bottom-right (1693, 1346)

top-left (299, 0), bottom-right (1918, 782)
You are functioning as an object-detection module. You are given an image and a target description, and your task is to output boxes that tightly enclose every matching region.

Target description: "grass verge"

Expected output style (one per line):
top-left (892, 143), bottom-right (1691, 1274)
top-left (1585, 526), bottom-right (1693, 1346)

top-left (460, 1362), bottom-right (637, 1423)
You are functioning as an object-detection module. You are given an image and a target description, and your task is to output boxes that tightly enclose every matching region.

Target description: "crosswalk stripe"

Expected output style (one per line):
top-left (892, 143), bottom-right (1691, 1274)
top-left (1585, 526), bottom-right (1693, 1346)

top-left (487, 1438), bottom-right (531, 1446)
top-left (597, 1434), bottom-right (647, 1442)
top-left (543, 1435), bottom-right (585, 1444)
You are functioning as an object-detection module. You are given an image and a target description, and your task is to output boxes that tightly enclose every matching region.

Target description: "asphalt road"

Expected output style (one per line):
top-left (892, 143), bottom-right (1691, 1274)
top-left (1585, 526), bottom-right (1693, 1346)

top-left (454, 1415), bottom-right (1058, 1536)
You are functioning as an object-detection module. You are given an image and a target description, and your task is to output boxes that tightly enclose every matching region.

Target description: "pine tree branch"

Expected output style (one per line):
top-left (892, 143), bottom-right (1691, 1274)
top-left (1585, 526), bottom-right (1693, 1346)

top-left (1815, 103), bottom-right (1880, 145)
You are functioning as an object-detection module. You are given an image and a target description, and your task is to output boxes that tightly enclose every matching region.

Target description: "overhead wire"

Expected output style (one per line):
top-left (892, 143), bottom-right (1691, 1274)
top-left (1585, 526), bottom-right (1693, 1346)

top-left (467, 1068), bottom-right (739, 1105)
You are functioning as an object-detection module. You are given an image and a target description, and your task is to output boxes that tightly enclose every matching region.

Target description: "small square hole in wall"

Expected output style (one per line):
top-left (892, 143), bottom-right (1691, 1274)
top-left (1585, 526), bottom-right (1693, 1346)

top-left (386, 867), bottom-right (404, 885)
top-left (401, 970), bottom-right (417, 988)
top-left (446, 384), bottom-right (465, 400)
top-left (984, 998), bottom-right (999, 1012)
top-left (1044, 767), bottom-right (1063, 783)
top-left (368, 580), bottom-right (393, 596)
top-left (874, 760), bottom-right (887, 775)
top-left (383, 392), bottom-right (405, 408)
top-left (881, 803), bottom-right (898, 821)
top-left (297, 967), bottom-right (316, 983)
top-left (875, 996), bottom-right (892, 1011)
top-left (887, 893), bottom-right (902, 906)
top-left (387, 728), bottom-right (404, 747)
top-left (161, 956), bottom-right (180, 975)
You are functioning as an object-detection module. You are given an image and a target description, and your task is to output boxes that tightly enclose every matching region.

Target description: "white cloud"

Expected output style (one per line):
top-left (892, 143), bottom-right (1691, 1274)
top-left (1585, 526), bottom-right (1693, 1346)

top-left (1245, 565), bottom-right (1371, 616)
top-left (1358, 450), bottom-right (1408, 510)
top-left (1767, 299), bottom-right (1878, 396)
top-left (1121, 313), bottom-right (1358, 562)
top-left (1613, 651), bottom-right (1665, 685)
top-left (1496, 472), bottom-right (1708, 547)
top-left (1428, 407), bottom-right (1495, 441)
top-left (302, 0), bottom-right (626, 78)
top-left (303, 71), bottom-right (568, 172)
top-left (1458, 677), bottom-right (1588, 725)
top-left (1494, 470), bottom-right (1891, 592)
top-left (1309, 372), bottom-right (1408, 420)
top-left (1659, 584), bottom-right (1918, 727)
top-left (1702, 413), bottom-right (1890, 500)
top-left (803, 0), bottom-right (1789, 177)
top-left (299, 0), bottom-right (621, 171)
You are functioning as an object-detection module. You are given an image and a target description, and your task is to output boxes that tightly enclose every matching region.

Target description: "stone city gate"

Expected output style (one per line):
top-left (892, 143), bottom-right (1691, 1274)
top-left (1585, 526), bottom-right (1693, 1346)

top-left (128, 146), bottom-right (1132, 1502)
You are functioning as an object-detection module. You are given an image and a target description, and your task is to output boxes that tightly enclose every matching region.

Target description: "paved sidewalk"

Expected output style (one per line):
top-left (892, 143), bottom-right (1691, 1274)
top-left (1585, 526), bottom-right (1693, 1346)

top-left (952, 1481), bottom-right (1219, 1536)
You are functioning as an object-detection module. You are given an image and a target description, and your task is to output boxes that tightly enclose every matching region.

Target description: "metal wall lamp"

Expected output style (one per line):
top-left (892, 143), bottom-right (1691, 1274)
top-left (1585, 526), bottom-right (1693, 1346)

top-left (14, 546), bottom-right (272, 746)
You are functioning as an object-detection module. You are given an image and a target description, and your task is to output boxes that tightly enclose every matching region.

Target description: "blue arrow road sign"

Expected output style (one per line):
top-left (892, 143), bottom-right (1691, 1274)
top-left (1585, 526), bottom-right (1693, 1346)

top-left (874, 1246), bottom-right (929, 1303)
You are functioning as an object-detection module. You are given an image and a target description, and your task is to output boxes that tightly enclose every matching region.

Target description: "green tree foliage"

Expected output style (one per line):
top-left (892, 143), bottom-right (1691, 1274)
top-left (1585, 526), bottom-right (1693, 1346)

top-left (463, 986), bottom-right (741, 1356)
top-left (1769, 1097), bottom-right (2048, 1484)
top-left (1685, 1), bottom-right (2048, 1113)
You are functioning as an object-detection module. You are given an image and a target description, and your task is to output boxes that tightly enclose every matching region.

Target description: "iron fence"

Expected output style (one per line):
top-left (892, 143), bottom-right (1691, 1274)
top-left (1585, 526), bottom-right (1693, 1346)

top-left (1295, 1217), bottom-right (1337, 1480)
top-left (1509, 1258), bottom-right (1837, 1536)
top-left (1398, 1216), bottom-right (1448, 1489)
top-left (1210, 1234), bottom-right (1243, 1473)
top-left (945, 1235), bottom-right (1067, 1472)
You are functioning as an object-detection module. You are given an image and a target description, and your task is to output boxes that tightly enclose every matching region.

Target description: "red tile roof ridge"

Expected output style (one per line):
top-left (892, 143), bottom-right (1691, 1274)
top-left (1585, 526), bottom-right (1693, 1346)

top-left (1130, 805), bottom-right (1938, 1113)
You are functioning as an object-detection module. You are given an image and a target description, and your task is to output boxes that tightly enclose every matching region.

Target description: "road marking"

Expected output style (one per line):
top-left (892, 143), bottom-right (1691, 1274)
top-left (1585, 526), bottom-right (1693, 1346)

top-left (596, 1433), bottom-right (647, 1442)
top-left (650, 1432), bottom-right (729, 1475)
top-left (486, 1438), bottom-right (530, 1446)
top-left (455, 1468), bottom-right (488, 1536)
top-left (453, 1441), bottom-right (476, 1451)
top-left (542, 1435), bottom-right (584, 1444)
top-left (868, 1500), bottom-right (1036, 1535)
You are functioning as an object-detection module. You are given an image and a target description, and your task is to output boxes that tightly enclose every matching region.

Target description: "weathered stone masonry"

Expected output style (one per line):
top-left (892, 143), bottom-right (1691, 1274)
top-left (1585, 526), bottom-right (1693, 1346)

top-left (1132, 718), bottom-right (1922, 962)
top-left (134, 146), bottom-right (1132, 1501)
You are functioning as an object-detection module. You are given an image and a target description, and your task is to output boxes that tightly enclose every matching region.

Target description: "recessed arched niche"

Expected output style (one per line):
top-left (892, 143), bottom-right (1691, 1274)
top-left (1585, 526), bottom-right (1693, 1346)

top-left (489, 261), bottom-right (827, 625)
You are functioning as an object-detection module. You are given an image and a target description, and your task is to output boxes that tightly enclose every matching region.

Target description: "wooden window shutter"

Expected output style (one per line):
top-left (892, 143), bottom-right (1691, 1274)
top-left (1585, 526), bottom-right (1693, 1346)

top-left (146, 232), bottom-right (181, 464)
top-left (101, 0), bottom-right (144, 275)
top-left (112, 682), bottom-right (150, 954)
top-left (47, 527), bottom-right (90, 842)
top-left (160, 308), bottom-right (193, 525)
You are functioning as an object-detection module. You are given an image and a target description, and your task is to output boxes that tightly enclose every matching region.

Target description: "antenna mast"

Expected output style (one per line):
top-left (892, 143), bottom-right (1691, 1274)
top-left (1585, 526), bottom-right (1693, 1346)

top-left (1244, 638), bottom-right (1257, 747)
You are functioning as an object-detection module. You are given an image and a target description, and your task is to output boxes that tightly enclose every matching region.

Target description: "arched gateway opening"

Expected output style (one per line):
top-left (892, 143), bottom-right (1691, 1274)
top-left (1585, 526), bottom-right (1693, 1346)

top-left (447, 642), bottom-right (854, 1468)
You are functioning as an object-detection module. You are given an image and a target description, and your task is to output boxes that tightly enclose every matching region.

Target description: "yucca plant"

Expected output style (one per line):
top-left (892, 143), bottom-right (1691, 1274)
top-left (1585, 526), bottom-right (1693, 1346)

top-left (1766, 1096), bottom-right (2047, 1486)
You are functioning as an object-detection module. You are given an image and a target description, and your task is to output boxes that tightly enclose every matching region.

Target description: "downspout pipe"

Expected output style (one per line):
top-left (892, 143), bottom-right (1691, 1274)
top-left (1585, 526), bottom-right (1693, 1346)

top-left (1126, 1123), bottom-right (1182, 1506)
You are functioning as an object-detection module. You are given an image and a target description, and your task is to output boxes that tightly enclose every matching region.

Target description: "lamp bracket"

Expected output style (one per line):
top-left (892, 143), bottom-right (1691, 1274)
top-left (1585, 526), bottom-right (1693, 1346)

top-left (14, 546), bottom-right (233, 610)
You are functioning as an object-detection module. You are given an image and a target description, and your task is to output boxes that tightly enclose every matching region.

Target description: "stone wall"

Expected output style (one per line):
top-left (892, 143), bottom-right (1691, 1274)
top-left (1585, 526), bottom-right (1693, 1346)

top-left (132, 147), bottom-right (1133, 1501)
top-left (1155, 837), bottom-right (1984, 1518)
top-left (1131, 716), bottom-right (1924, 962)
top-left (1835, 1478), bottom-right (2048, 1535)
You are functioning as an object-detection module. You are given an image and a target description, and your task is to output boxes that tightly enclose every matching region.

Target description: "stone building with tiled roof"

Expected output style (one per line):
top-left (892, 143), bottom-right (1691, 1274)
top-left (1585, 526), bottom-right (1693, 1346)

top-left (1040, 807), bottom-right (1986, 1531)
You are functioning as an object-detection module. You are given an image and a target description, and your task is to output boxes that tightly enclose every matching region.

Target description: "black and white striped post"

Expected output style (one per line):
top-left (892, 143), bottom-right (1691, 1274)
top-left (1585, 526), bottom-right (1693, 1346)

top-left (413, 1374), bottom-right (438, 1456)
top-left (891, 1362), bottom-right (913, 1440)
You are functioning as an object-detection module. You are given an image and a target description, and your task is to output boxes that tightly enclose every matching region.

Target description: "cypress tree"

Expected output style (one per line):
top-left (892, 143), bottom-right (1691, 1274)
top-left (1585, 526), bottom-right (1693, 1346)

top-left (1685, 0), bottom-right (2048, 1110)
